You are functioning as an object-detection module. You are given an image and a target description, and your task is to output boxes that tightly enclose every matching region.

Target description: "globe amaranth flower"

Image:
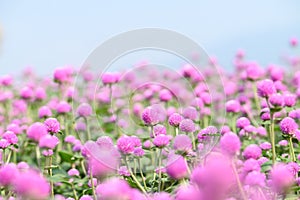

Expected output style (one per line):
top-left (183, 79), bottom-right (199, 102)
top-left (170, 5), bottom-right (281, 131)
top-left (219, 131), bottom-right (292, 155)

top-left (152, 124), bottom-right (166, 137)
top-left (39, 135), bottom-right (59, 149)
top-left (2, 131), bottom-right (18, 145)
top-left (236, 117), bottom-right (250, 129)
top-left (225, 100), bottom-right (241, 113)
top-left (173, 134), bottom-right (192, 152)
top-left (242, 144), bottom-right (262, 159)
top-left (182, 106), bottom-right (198, 120)
top-left (280, 117), bottom-right (298, 135)
top-left (142, 106), bottom-right (159, 126)
top-left (153, 134), bottom-right (170, 148)
top-left (44, 118), bottom-right (60, 134)
top-left (256, 79), bottom-right (276, 98)
top-left (26, 122), bottom-right (48, 142)
top-left (38, 106), bottom-right (52, 119)
top-left (166, 154), bottom-right (188, 180)
top-left (168, 113), bottom-right (183, 127)
top-left (179, 119), bottom-right (195, 133)
top-left (117, 135), bottom-right (136, 154)
top-left (220, 132), bottom-right (241, 156)
top-left (77, 103), bottom-right (93, 117)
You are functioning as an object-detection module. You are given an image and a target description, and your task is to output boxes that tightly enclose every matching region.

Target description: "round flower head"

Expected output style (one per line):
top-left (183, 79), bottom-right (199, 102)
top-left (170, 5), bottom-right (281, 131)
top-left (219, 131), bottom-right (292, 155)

top-left (35, 87), bottom-right (47, 101)
top-left (283, 93), bottom-right (296, 107)
top-left (260, 142), bottom-right (271, 150)
top-left (56, 101), bottom-right (71, 114)
top-left (182, 106), bottom-right (198, 120)
top-left (39, 135), bottom-right (59, 149)
top-left (0, 74), bottom-right (13, 86)
top-left (242, 144), bottom-right (262, 159)
top-left (270, 164), bottom-right (295, 193)
top-left (118, 166), bottom-right (130, 177)
top-left (0, 163), bottom-right (19, 186)
top-left (117, 135), bottom-right (135, 154)
top-left (244, 171), bottom-right (266, 187)
top-left (166, 154), bottom-right (188, 179)
top-left (269, 93), bottom-right (284, 107)
top-left (175, 185), bottom-right (202, 200)
top-left (173, 134), bottom-right (192, 152)
top-left (77, 103), bottom-right (93, 117)
top-left (153, 134), bottom-right (170, 148)
top-left (243, 158), bottom-right (260, 172)
top-left (13, 169), bottom-right (50, 199)
top-left (54, 67), bottom-right (71, 83)
top-left (225, 100), bottom-right (241, 113)
top-left (236, 117), bottom-right (250, 129)
top-left (68, 168), bottom-right (80, 176)
top-left (101, 72), bottom-right (119, 84)
top-left (26, 122), bottom-right (48, 142)
top-left (256, 79), bottom-right (276, 98)
top-left (133, 146), bottom-right (145, 157)
top-left (220, 132), bottom-right (241, 156)
top-left (20, 86), bottom-right (33, 100)
top-left (141, 106), bottom-right (159, 126)
top-left (96, 136), bottom-right (114, 149)
top-left (44, 118), bottom-right (60, 134)
top-left (7, 123), bottom-right (22, 135)
top-left (80, 195), bottom-right (93, 200)
top-left (0, 139), bottom-right (8, 149)
top-left (290, 37), bottom-right (298, 47)
top-left (152, 124), bottom-right (167, 137)
top-left (168, 113), bottom-right (183, 127)
top-left (179, 119), bottom-right (195, 133)
top-left (2, 131), bottom-right (18, 145)
top-left (38, 106), bottom-right (52, 119)
top-left (159, 89), bottom-right (172, 102)
top-left (280, 117), bottom-right (298, 135)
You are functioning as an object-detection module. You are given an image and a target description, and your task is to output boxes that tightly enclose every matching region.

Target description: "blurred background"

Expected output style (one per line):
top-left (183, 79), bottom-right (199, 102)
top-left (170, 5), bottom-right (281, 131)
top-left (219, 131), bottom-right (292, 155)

top-left (0, 0), bottom-right (300, 75)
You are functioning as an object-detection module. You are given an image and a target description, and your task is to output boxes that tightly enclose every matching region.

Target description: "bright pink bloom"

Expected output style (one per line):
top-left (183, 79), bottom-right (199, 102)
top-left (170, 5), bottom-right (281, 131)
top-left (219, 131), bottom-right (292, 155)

top-left (44, 118), bottom-right (60, 133)
top-left (77, 103), bottom-right (92, 117)
top-left (179, 119), bottom-right (195, 133)
top-left (220, 132), bottom-right (241, 156)
top-left (256, 79), bottom-right (276, 98)
top-left (26, 122), bottom-right (48, 142)
top-left (243, 144), bottom-right (262, 159)
top-left (153, 134), bottom-right (170, 148)
top-left (173, 134), bottom-right (192, 152)
top-left (38, 106), bottom-right (52, 118)
top-left (166, 154), bottom-right (188, 179)
top-left (39, 134), bottom-right (59, 149)
top-left (280, 117), bottom-right (298, 135)
top-left (168, 113), bottom-right (183, 127)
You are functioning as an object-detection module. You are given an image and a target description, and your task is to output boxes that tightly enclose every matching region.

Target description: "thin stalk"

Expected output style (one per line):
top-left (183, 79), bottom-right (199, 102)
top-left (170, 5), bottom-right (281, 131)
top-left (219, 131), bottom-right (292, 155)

top-left (36, 145), bottom-right (41, 168)
top-left (288, 136), bottom-right (296, 162)
top-left (89, 168), bottom-right (97, 200)
top-left (5, 149), bottom-right (11, 164)
top-left (47, 156), bottom-right (54, 199)
top-left (190, 132), bottom-right (196, 150)
top-left (138, 158), bottom-right (147, 189)
top-left (71, 182), bottom-right (78, 200)
top-left (232, 159), bottom-right (247, 200)
top-left (158, 149), bottom-right (162, 192)
top-left (84, 117), bottom-right (91, 141)
top-left (252, 81), bottom-right (260, 112)
top-left (266, 99), bottom-right (276, 164)
top-left (124, 156), bottom-right (147, 194)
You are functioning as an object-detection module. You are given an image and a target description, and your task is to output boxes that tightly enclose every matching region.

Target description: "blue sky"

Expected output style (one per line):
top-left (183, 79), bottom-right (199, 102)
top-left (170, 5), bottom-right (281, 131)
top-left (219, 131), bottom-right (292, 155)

top-left (0, 1), bottom-right (300, 75)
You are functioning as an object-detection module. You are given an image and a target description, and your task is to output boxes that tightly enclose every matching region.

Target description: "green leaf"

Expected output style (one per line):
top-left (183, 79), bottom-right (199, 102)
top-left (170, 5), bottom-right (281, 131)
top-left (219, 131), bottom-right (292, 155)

top-left (59, 151), bottom-right (77, 163)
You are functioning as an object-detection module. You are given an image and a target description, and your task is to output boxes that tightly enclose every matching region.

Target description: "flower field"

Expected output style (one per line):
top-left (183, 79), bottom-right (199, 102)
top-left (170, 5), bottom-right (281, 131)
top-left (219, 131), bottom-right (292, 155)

top-left (1, 38), bottom-right (300, 200)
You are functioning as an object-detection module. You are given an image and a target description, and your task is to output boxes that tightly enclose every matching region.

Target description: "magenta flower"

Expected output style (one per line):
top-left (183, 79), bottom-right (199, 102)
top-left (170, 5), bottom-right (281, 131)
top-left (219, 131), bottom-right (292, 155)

top-left (44, 118), bottom-right (60, 134)
top-left (179, 119), bottom-right (195, 133)
top-left (236, 117), bottom-right (250, 129)
top-left (142, 106), bottom-right (159, 126)
top-left (225, 100), bottom-right (241, 113)
top-left (2, 131), bottom-right (18, 145)
top-left (96, 178), bottom-right (135, 199)
top-left (26, 122), bottom-right (48, 142)
top-left (220, 132), bottom-right (241, 156)
top-left (168, 113), bottom-right (183, 127)
top-left (182, 106), bottom-right (198, 120)
top-left (38, 106), bottom-right (52, 119)
top-left (242, 144), bottom-right (262, 159)
top-left (118, 166), bottom-right (130, 177)
top-left (173, 134), bottom-right (192, 152)
top-left (152, 124), bottom-right (167, 137)
top-left (56, 101), bottom-right (71, 114)
top-left (270, 164), bottom-right (295, 193)
top-left (39, 134), bottom-right (59, 149)
top-left (101, 72), bottom-right (120, 85)
top-left (68, 168), bottom-right (80, 176)
top-left (166, 154), bottom-right (188, 179)
top-left (256, 79), bottom-right (276, 98)
top-left (0, 164), bottom-right (19, 186)
top-left (77, 103), bottom-right (93, 117)
top-left (153, 134), bottom-right (170, 148)
top-left (280, 117), bottom-right (298, 135)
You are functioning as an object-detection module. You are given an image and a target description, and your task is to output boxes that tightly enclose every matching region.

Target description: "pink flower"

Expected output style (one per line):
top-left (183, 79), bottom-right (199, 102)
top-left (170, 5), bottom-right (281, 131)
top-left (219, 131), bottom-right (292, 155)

top-left (0, 164), bottom-right (19, 186)
top-left (6, 123), bottom-right (22, 135)
top-left (56, 101), bottom-right (71, 114)
top-left (280, 117), bottom-right (298, 135)
top-left (243, 144), bottom-right (262, 159)
top-left (152, 124), bottom-right (167, 137)
top-left (0, 74), bottom-right (13, 86)
top-left (159, 89), bottom-right (172, 102)
top-left (270, 164), bottom-right (295, 193)
top-left (35, 87), bottom-right (47, 101)
top-left (173, 134), bottom-right (192, 152)
top-left (142, 106), bottom-right (159, 126)
top-left (256, 79), bottom-right (276, 98)
top-left (153, 134), bottom-right (170, 148)
top-left (38, 106), bottom-right (52, 118)
top-left (2, 131), bottom-right (18, 145)
top-left (182, 106), bottom-right (198, 120)
top-left (220, 132), bottom-right (241, 156)
top-left (101, 72), bottom-right (120, 84)
top-left (96, 178), bottom-right (135, 199)
top-left (77, 103), bottom-right (93, 117)
top-left (20, 86), bottom-right (33, 100)
top-left (244, 171), bottom-right (266, 187)
top-left (236, 117), bottom-right (250, 129)
top-left (26, 122), bottom-right (48, 142)
top-left (44, 118), bottom-right (60, 133)
top-left (225, 100), bottom-right (241, 113)
top-left (283, 93), bottom-right (296, 107)
top-left (290, 37), bottom-right (298, 47)
top-left (260, 142), bottom-right (271, 150)
top-left (118, 166), bottom-right (130, 177)
top-left (179, 119), bottom-right (195, 133)
top-left (13, 169), bottom-right (50, 199)
top-left (166, 154), bottom-right (188, 179)
top-left (269, 93), bottom-right (284, 107)
top-left (39, 134), bottom-right (59, 149)
top-left (117, 135), bottom-right (135, 154)
top-left (168, 113), bottom-right (183, 127)
top-left (68, 168), bottom-right (80, 176)
top-left (96, 136), bottom-right (114, 149)
top-left (175, 185), bottom-right (202, 200)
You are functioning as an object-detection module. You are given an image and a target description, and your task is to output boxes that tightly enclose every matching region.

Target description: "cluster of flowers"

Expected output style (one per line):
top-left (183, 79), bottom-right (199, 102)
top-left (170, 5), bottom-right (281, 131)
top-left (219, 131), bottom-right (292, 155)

top-left (0, 38), bottom-right (300, 199)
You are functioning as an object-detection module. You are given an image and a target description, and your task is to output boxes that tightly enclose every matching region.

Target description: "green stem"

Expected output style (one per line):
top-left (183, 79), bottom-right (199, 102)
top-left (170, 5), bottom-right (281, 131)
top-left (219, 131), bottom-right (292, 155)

top-left (71, 182), bottom-right (78, 200)
top-left (138, 158), bottom-right (147, 189)
top-left (252, 81), bottom-right (260, 112)
top-left (84, 117), bottom-right (91, 141)
top-left (89, 168), bottom-right (97, 200)
top-left (288, 136), bottom-right (296, 162)
top-left (266, 98), bottom-right (276, 164)
top-left (36, 145), bottom-right (41, 168)
top-left (48, 156), bottom-right (54, 199)
top-left (190, 132), bottom-right (196, 150)
top-left (158, 149), bottom-right (162, 192)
